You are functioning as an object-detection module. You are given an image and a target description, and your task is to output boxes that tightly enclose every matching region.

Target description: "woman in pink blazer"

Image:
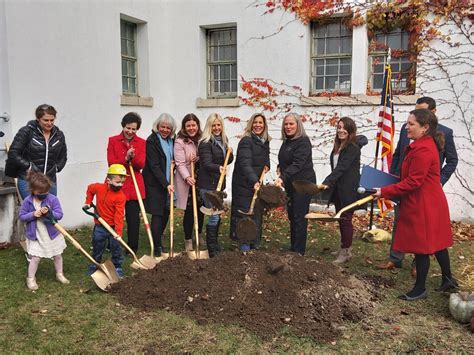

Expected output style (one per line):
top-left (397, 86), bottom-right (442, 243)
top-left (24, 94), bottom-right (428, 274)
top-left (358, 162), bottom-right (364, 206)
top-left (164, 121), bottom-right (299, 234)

top-left (174, 114), bottom-right (204, 251)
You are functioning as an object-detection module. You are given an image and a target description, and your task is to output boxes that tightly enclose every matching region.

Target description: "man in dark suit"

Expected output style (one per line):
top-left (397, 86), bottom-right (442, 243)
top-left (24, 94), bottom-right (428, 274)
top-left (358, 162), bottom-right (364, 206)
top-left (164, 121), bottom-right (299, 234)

top-left (377, 96), bottom-right (458, 273)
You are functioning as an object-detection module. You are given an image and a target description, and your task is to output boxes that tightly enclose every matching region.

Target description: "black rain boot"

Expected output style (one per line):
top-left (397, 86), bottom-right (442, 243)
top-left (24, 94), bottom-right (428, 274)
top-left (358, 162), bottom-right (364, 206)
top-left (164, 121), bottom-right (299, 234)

top-left (206, 224), bottom-right (219, 258)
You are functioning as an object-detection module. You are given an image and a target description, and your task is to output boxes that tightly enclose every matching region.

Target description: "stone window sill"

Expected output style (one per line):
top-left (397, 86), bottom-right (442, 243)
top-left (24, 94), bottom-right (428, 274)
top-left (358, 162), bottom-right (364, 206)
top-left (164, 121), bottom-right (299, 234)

top-left (300, 94), bottom-right (419, 106)
top-left (120, 95), bottom-right (154, 107)
top-left (195, 97), bottom-right (240, 108)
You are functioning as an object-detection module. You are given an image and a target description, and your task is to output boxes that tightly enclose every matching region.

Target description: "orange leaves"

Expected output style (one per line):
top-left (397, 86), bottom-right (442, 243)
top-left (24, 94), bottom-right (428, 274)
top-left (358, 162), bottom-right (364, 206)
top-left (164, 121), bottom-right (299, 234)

top-left (239, 77), bottom-right (299, 112)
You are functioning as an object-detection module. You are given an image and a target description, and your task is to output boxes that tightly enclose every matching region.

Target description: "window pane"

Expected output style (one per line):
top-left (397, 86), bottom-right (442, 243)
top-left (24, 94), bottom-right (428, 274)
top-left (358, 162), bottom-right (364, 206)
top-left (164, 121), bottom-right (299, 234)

top-left (221, 45), bottom-right (231, 61)
top-left (220, 65), bottom-right (230, 80)
top-left (326, 38), bottom-right (339, 54)
top-left (231, 80), bottom-right (237, 92)
top-left (209, 66), bottom-right (218, 81)
top-left (231, 45), bottom-right (237, 60)
top-left (221, 80), bottom-right (230, 92)
top-left (317, 39), bottom-right (325, 55)
top-left (326, 63), bottom-right (338, 75)
top-left (387, 33), bottom-right (401, 50)
top-left (339, 76), bottom-right (351, 89)
top-left (122, 59), bottom-right (128, 75)
top-left (128, 40), bottom-right (135, 57)
top-left (121, 39), bottom-right (127, 55)
top-left (325, 76), bottom-right (337, 89)
top-left (316, 77), bottom-right (324, 90)
top-left (401, 32), bottom-right (410, 51)
top-left (341, 37), bottom-right (352, 54)
top-left (231, 64), bottom-right (237, 79)
top-left (122, 77), bottom-right (128, 92)
top-left (316, 63), bottom-right (324, 75)
top-left (210, 31), bottom-right (218, 46)
top-left (120, 21), bottom-right (125, 38)
top-left (340, 62), bottom-right (351, 75)
top-left (327, 23), bottom-right (339, 37)
top-left (129, 78), bottom-right (136, 94)
top-left (314, 26), bottom-right (325, 38)
top-left (373, 74), bottom-right (384, 89)
top-left (128, 61), bottom-right (136, 76)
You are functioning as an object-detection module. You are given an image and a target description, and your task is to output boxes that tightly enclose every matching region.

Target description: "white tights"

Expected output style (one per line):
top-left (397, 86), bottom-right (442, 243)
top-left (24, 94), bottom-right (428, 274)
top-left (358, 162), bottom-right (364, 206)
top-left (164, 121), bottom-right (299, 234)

top-left (27, 255), bottom-right (63, 278)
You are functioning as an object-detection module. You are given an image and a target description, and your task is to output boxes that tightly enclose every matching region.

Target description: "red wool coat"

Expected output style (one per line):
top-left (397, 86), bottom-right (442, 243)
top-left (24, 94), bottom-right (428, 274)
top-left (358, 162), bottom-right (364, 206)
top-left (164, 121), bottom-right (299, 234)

top-left (107, 132), bottom-right (146, 201)
top-left (381, 136), bottom-right (452, 254)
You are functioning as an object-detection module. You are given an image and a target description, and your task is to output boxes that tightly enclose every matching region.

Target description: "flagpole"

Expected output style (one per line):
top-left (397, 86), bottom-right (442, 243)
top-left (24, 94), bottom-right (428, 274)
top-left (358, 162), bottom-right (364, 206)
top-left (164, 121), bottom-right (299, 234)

top-left (369, 48), bottom-right (391, 229)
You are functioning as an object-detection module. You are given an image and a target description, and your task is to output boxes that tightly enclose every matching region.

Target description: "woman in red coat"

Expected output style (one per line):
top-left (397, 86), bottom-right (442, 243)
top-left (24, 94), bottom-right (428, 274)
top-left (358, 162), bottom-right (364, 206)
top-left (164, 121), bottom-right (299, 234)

top-left (107, 112), bottom-right (146, 253)
top-left (375, 109), bottom-right (456, 301)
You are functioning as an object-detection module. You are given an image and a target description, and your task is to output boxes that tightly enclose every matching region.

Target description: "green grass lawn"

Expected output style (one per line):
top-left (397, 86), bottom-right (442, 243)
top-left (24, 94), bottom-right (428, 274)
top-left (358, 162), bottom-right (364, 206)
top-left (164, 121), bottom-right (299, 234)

top-left (1, 210), bottom-right (472, 352)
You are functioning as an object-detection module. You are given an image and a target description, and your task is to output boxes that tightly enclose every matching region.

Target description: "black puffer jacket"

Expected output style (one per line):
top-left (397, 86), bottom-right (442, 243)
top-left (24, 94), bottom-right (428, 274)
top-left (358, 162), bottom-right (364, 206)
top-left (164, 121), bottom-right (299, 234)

top-left (278, 136), bottom-right (316, 193)
top-left (7, 120), bottom-right (67, 182)
top-left (231, 134), bottom-right (270, 210)
top-left (322, 135), bottom-right (368, 206)
top-left (197, 138), bottom-right (233, 191)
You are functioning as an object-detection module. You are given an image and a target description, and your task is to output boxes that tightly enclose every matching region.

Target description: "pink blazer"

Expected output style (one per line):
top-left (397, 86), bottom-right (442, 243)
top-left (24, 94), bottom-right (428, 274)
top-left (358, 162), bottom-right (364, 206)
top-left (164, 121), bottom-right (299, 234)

top-left (173, 137), bottom-right (198, 209)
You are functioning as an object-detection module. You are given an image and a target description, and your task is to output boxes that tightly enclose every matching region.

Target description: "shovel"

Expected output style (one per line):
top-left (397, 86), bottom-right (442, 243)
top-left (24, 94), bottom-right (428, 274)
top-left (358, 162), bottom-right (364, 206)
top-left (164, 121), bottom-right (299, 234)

top-left (292, 180), bottom-right (326, 195)
top-left (305, 195), bottom-right (374, 222)
top-left (43, 211), bottom-right (119, 291)
top-left (129, 163), bottom-right (161, 266)
top-left (82, 204), bottom-right (151, 270)
top-left (204, 148), bottom-right (232, 211)
top-left (188, 161), bottom-right (209, 260)
top-left (168, 160), bottom-right (180, 257)
top-left (237, 168), bottom-right (267, 242)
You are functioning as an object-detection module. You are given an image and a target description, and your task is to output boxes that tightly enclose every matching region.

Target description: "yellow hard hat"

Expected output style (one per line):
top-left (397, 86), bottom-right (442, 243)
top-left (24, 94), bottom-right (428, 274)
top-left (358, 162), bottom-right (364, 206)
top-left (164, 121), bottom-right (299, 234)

top-left (107, 164), bottom-right (128, 176)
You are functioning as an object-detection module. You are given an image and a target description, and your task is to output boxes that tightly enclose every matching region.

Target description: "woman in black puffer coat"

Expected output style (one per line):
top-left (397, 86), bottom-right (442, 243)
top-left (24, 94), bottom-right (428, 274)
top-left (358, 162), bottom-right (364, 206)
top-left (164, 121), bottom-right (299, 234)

top-left (197, 113), bottom-right (233, 257)
top-left (229, 113), bottom-right (270, 251)
top-left (275, 113), bottom-right (316, 256)
top-left (7, 104), bottom-right (67, 199)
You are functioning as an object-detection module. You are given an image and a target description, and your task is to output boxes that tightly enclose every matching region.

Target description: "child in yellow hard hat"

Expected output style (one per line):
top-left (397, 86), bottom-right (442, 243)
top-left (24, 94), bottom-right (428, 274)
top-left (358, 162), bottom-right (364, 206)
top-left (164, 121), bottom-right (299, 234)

top-left (84, 164), bottom-right (127, 278)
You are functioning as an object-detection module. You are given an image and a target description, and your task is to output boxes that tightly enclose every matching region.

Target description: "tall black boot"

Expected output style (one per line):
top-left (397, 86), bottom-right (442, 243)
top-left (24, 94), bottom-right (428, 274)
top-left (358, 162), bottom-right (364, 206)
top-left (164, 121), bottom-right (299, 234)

top-left (206, 224), bottom-right (219, 258)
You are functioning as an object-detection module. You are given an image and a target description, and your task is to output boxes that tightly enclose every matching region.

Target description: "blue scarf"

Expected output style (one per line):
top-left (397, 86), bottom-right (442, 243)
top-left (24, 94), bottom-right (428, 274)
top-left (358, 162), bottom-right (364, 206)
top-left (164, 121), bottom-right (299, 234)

top-left (157, 134), bottom-right (173, 183)
top-left (213, 135), bottom-right (226, 156)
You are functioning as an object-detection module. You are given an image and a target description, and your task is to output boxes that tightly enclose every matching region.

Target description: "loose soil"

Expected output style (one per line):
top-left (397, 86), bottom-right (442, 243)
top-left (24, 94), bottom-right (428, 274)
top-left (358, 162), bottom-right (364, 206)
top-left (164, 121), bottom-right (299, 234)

top-left (112, 251), bottom-right (383, 342)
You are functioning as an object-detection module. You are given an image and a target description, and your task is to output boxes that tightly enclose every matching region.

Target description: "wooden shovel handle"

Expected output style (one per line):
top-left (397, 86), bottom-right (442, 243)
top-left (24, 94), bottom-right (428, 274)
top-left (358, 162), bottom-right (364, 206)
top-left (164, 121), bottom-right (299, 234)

top-left (335, 195), bottom-right (374, 218)
top-left (97, 216), bottom-right (143, 265)
top-left (53, 223), bottom-right (101, 268)
top-left (191, 161), bottom-right (200, 257)
top-left (129, 163), bottom-right (155, 257)
top-left (248, 167), bottom-right (267, 214)
top-left (216, 148), bottom-right (232, 192)
top-left (169, 161), bottom-right (174, 257)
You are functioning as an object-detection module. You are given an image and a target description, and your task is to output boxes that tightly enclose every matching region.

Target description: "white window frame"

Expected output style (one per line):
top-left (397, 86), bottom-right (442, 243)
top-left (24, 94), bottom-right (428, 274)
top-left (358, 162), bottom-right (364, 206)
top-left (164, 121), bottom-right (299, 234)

top-left (121, 19), bottom-right (138, 96)
top-left (369, 28), bottom-right (416, 94)
top-left (206, 26), bottom-right (238, 99)
top-left (310, 19), bottom-right (352, 95)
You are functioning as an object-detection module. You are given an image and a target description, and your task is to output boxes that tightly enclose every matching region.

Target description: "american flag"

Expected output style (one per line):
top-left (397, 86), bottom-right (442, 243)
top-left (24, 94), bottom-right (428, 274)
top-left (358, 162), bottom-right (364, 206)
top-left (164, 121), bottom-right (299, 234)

top-left (375, 63), bottom-right (395, 215)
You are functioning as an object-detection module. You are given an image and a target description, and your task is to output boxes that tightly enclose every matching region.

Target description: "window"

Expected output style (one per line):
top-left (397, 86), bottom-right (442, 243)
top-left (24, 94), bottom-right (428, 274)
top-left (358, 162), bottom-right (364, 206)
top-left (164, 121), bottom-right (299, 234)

top-left (121, 19), bottom-right (138, 95)
top-left (369, 28), bottom-right (415, 93)
top-left (310, 20), bottom-right (352, 94)
top-left (207, 27), bottom-right (237, 98)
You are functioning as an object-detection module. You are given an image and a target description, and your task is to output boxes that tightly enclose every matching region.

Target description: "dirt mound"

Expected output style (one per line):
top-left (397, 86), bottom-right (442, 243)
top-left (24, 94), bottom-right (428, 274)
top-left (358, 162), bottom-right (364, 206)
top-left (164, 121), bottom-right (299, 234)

top-left (111, 251), bottom-right (380, 342)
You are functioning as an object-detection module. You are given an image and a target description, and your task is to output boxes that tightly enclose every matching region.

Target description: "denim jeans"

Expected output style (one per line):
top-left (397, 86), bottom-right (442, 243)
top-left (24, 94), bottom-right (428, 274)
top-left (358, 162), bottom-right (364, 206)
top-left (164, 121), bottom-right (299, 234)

top-left (90, 224), bottom-right (123, 270)
top-left (199, 189), bottom-right (220, 226)
top-left (17, 178), bottom-right (57, 200)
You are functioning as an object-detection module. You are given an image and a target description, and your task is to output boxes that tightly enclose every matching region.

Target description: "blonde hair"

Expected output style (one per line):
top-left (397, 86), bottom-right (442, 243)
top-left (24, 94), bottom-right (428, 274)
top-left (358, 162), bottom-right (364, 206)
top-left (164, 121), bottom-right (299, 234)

top-left (152, 112), bottom-right (176, 137)
top-left (281, 113), bottom-right (307, 140)
top-left (243, 113), bottom-right (271, 142)
top-left (199, 113), bottom-right (229, 147)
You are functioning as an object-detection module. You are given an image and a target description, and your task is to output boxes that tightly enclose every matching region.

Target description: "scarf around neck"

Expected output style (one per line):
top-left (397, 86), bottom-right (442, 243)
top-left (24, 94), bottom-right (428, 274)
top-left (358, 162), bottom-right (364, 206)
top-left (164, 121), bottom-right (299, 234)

top-left (157, 134), bottom-right (173, 183)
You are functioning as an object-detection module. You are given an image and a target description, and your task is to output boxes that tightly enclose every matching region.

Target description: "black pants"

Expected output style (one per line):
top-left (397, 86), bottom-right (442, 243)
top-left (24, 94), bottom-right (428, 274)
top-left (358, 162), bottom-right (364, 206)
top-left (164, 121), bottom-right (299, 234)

top-left (151, 211), bottom-right (169, 255)
top-left (125, 200), bottom-right (141, 252)
top-left (413, 248), bottom-right (452, 292)
top-left (183, 192), bottom-right (204, 240)
top-left (287, 191), bottom-right (312, 255)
